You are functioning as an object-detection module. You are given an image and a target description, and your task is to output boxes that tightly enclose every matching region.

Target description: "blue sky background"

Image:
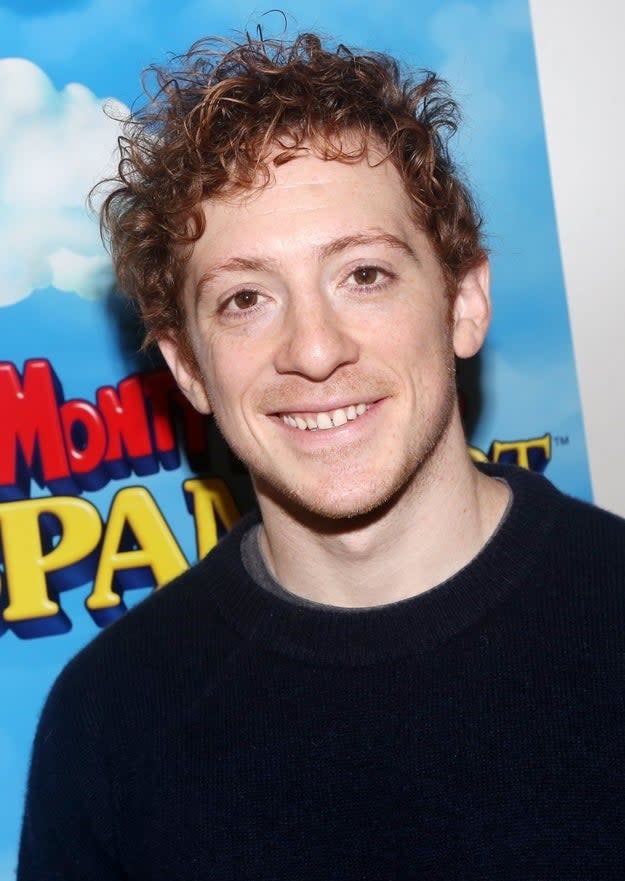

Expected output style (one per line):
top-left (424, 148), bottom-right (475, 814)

top-left (0, 0), bottom-right (590, 874)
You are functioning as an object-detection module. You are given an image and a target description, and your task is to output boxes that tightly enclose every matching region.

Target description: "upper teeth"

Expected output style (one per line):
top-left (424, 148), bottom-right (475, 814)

top-left (281, 403), bottom-right (369, 431)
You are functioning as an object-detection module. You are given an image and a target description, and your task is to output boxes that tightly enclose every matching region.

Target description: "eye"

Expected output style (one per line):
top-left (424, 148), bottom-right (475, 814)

top-left (351, 266), bottom-right (382, 286)
top-left (216, 286), bottom-right (269, 322)
top-left (230, 290), bottom-right (259, 310)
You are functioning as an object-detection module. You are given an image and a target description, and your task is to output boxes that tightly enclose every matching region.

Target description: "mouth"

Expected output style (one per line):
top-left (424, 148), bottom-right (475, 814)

top-left (277, 402), bottom-right (371, 431)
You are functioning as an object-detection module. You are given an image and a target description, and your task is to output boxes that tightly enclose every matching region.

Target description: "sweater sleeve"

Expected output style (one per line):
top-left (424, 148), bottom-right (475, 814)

top-left (17, 661), bottom-right (126, 881)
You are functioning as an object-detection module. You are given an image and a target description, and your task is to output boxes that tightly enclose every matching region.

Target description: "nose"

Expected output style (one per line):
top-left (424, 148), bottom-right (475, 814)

top-left (273, 291), bottom-right (359, 381)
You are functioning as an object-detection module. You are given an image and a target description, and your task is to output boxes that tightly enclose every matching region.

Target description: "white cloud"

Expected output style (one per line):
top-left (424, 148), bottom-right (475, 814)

top-left (0, 57), bottom-right (127, 306)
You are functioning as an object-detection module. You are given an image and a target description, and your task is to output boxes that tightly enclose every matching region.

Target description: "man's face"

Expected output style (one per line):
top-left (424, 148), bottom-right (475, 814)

top-left (160, 147), bottom-right (488, 521)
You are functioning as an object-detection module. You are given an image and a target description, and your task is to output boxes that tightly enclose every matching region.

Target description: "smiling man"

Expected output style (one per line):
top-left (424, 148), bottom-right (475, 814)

top-left (159, 144), bottom-right (506, 607)
top-left (19, 33), bottom-right (625, 881)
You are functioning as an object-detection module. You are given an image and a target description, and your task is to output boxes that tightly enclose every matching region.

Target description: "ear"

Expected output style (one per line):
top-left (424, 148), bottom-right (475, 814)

top-left (158, 336), bottom-right (212, 415)
top-left (452, 259), bottom-right (491, 359)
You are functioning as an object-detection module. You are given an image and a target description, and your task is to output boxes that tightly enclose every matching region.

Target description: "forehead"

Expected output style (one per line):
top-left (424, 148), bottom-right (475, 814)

top-left (188, 150), bottom-right (420, 279)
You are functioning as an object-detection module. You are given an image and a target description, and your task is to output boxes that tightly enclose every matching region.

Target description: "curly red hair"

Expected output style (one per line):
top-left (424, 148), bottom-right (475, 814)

top-left (99, 32), bottom-right (486, 353)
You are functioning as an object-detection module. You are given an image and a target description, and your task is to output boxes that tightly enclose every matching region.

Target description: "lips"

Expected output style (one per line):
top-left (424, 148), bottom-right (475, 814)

top-left (279, 402), bottom-right (370, 431)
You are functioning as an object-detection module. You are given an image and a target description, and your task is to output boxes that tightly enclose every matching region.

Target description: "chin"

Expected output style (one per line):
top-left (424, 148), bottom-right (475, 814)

top-left (253, 462), bottom-right (422, 528)
top-left (242, 391), bottom-right (458, 526)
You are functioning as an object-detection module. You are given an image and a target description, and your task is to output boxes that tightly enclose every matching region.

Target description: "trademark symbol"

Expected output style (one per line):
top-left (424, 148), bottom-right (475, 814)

top-left (554, 435), bottom-right (570, 446)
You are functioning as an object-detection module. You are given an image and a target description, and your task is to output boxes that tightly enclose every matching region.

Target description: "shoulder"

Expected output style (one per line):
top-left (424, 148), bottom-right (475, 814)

top-left (43, 509), bottom-right (259, 732)
top-left (494, 462), bottom-right (625, 545)
top-left (484, 463), bottom-right (625, 613)
top-left (19, 513), bottom-right (258, 880)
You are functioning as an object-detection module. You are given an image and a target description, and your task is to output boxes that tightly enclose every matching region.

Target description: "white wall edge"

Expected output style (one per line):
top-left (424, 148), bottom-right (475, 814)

top-left (530, 0), bottom-right (625, 516)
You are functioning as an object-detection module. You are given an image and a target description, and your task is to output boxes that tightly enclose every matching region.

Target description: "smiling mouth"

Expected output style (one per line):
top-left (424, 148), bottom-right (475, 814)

top-left (279, 403), bottom-right (371, 431)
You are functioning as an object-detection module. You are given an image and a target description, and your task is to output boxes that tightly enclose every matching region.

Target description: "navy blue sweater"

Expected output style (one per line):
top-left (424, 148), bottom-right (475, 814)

top-left (18, 465), bottom-right (625, 879)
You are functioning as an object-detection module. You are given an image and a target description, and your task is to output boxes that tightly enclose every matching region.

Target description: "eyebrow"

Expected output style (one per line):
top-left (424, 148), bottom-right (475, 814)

top-left (195, 231), bottom-right (419, 300)
top-left (317, 232), bottom-right (418, 262)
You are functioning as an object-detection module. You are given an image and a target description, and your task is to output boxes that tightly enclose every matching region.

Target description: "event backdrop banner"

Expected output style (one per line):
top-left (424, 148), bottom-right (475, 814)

top-left (0, 0), bottom-right (590, 874)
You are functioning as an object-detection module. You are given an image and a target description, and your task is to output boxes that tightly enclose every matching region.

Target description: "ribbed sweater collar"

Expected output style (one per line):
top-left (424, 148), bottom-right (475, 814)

top-left (196, 464), bottom-right (565, 667)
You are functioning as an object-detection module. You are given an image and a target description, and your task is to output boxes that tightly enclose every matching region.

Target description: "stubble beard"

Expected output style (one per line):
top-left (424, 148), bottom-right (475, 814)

top-left (236, 367), bottom-right (459, 529)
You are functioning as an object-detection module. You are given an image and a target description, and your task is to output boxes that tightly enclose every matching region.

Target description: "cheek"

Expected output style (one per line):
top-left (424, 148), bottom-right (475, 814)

top-left (200, 342), bottom-right (262, 418)
top-left (376, 304), bottom-right (449, 363)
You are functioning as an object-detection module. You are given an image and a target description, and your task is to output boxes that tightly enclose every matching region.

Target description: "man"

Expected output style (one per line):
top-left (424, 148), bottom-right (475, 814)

top-left (19, 33), bottom-right (625, 880)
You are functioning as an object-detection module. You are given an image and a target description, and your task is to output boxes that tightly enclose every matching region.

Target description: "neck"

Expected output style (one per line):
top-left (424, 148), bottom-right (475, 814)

top-left (256, 418), bottom-right (510, 608)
